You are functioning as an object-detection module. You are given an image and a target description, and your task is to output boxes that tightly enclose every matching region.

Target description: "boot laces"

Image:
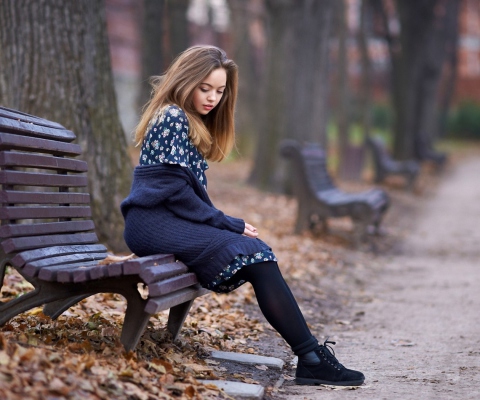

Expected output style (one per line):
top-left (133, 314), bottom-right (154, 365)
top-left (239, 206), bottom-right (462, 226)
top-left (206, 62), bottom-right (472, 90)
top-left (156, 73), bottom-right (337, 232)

top-left (318, 338), bottom-right (344, 370)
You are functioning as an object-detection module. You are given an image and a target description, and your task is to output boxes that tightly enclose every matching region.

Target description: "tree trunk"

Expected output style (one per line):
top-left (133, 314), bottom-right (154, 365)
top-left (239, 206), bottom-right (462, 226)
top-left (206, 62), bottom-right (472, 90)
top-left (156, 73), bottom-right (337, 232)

top-left (358, 0), bottom-right (373, 140)
top-left (227, 0), bottom-right (266, 156)
top-left (138, 0), bottom-right (166, 110)
top-left (380, 0), bottom-right (458, 160)
top-left (287, 0), bottom-right (333, 145)
top-left (0, 0), bottom-right (132, 252)
top-left (248, 0), bottom-right (334, 191)
top-left (166, 0), bottom-right (190, 63)
top-left (411, 1), bottom-right (460, 145)
top-left (248, 0), bottom-right (294, 191)
top-left (336, 0), bottom-right (357, 180)
top-left (390, 0), bottom-right (437, 159)
top-left (435, 0), bottom-right (460, 139)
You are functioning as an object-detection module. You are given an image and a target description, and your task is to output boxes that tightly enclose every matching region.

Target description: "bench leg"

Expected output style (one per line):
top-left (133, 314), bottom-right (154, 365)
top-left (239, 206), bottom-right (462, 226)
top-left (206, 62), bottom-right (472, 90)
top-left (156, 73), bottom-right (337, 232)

top-left (0, 284), bottom-right (93, 326)
top-left (352, 218), bottom-right (370, 247)
top-left (0, 260), bottom-right (7, 293)
top-left (167, 299), bottom-right (194, 341)
top-left (406, 173), bottom-right (417, 192)
top-left (0, 288), bottom-right (42, 326)
top-left (120, 293), bottom-right (150, 352)
top-left (43, 295), bottom-right (92, 319)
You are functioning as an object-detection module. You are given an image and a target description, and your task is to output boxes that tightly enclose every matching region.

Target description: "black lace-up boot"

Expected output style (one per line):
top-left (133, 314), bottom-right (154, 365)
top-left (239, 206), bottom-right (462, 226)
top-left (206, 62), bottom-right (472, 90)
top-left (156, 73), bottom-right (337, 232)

top-left (296, 339), bottom-right (365, 386)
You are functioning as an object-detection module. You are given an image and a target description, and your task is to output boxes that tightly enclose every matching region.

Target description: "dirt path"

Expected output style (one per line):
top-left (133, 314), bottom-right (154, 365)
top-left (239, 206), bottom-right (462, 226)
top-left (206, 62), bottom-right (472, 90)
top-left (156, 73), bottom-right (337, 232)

top-left (278, 157), bottom-right (480, 399)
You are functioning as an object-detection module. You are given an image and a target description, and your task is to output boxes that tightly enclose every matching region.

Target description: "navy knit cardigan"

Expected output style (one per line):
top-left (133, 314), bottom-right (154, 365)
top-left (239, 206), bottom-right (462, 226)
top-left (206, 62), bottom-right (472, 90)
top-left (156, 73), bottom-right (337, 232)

top-left (120, 163), bottom-right (271, 285)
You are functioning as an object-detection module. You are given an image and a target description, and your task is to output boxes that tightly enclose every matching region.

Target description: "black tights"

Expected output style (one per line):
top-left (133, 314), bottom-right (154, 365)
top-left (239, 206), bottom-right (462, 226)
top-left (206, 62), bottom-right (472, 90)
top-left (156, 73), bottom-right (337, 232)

top-left (225, 261), bottom-right (318, 355)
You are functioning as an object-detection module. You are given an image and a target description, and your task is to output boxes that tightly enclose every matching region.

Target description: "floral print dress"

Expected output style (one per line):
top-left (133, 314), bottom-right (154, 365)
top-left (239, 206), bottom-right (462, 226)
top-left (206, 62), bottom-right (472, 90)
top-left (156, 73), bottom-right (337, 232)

top-left (139, 105), bottom-right (276, 293)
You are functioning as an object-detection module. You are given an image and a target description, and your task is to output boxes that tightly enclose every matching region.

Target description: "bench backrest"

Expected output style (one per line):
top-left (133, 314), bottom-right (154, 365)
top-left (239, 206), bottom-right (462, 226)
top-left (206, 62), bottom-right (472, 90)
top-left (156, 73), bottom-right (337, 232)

top-left (366, 136), bottom-right (391, 166)
top-left (366, 137), bottom-right (390, 159)
top-left (280, 139), bottom-right (336, 196)
top-left (0, 106), bottom-right (106, 274)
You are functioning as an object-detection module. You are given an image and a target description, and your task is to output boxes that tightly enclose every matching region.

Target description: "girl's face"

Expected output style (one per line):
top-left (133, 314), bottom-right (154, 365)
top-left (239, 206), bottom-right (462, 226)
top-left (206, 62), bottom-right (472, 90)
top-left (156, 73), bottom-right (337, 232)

top-left (192, 68), bottom-right (227, 115)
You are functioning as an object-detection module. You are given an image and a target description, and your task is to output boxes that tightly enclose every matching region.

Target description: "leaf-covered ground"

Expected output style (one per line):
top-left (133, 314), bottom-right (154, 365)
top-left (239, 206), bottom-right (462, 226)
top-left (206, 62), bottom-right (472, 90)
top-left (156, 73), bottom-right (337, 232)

top-left (0, 148), bottom-right (466, 399)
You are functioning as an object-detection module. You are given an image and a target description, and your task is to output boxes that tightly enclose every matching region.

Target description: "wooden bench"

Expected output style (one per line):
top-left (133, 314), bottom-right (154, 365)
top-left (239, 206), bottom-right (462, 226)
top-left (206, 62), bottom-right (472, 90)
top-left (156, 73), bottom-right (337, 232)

top-left (366, 136), bottom-right (420, 191)
top-left (414, 134), bottom-right (448, 170)
top-left (280, 140), bottom-right (390, 245)
top-left (0, 106), bottom-right (208, 351)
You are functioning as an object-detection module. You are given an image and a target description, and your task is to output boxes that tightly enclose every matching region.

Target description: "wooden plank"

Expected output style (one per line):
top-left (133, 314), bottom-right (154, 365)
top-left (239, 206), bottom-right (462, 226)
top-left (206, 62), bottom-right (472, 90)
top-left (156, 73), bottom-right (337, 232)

top-left (0, 206), bottom-right (91, 221)
top-left (0, 170), bottom-right (87, 187)
top-left (0, 151), bottom-right (87, 172)
top-left (0, 107), bottom-right (67, 130)
top-left (10, 244), bottom-right (107, 267)
top-left (0, 190), bottom-right (90, 205)
top-left (89, 264), bottom-right (108, 280)
top-left (73, 264), bottom-right (109, 283)
top-left (0, 109), bottom-right (75, 142)
top-left (2, 232), bottom-right (99, 254)
top-left (139, 262), bottom-right (189, 284)
top-left (0, 133), bottom-right (81, 155)
top-left (122, 254), bottom-right (176, 275)
top-left (106, 262), bottom-right (123, 277)
top-left (147, 273), bottom-right (199, 297)
top-left (38, 260), bottom-right (101, 282)
top-left (58, 262), bottom-right (106, 283)
top-left (145, 286), bottom-right (209, 315)
top-left (0, 221), bottom-right (95, 239)
top-left (23, 252), bottom-right (107, 278)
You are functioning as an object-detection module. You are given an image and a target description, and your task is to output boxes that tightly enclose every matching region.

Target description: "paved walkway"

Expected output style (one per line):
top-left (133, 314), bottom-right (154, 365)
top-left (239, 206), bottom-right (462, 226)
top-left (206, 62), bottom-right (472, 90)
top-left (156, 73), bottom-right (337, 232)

top-left (279, 157), bottom-right (480, 399)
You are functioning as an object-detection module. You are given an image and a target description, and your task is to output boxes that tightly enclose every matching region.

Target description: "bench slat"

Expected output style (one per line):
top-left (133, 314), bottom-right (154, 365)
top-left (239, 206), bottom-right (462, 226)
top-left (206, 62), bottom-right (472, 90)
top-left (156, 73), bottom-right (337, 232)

top-left (72, 264), bottom-right (110, 283)
top-left (2, 232), bottom-right (99, 254)
top-left (0, 116), bottom-right (75, 142)
top-left (145, 286), bottom-right (209, 315)
top-left (106, 262), bottom-right (123, 277)
top-left (147, 273), bottom-right (199, 297)
top-left (0, 170), bottom-right (87, 187)
top-left (0, 151), bottom-right (87, 172)
top-left (89, 264), bottom-right (109, 281)
top-left (23, 252), bottom-right (108, 278)
top-left (11, 244), bottom-right (107, 267)
top-left (0, 133), bottom-right (81, 155)
top-left (122, 254), bottom-right (176, 275)
top-left (0, 206), bottom-right (91, 220)
top-left (63, 261), bottom-right (130, 283)
top-left (0, 107), bottom-right (71, 135)
top-left (0, 221), bottom-right (95, 239)
top-left (39, 260), bottom-right (102, 282)
top-left (0, 190), bottom-right (90, 205)
top-left (139, 262), bottom-right (189, 284)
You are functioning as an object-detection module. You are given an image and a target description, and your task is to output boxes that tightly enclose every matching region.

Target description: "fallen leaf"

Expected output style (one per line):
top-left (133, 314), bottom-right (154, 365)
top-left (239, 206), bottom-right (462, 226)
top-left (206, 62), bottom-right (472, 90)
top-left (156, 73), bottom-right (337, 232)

top-left (98, 253), bottom-right (135, 265)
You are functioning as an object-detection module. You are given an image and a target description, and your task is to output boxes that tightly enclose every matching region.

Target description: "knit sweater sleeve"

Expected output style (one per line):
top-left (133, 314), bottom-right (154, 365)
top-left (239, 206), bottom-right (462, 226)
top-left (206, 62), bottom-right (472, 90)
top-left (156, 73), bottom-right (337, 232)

top-left (163, 176), bottom-right (246, 234)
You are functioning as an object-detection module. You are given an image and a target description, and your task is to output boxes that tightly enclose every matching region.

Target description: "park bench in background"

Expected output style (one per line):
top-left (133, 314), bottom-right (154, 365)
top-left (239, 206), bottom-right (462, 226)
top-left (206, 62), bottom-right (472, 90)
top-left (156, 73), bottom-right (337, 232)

top-left (414, 134), bottom-right (448, 170)
top-left (366, 136), bottom-right (420, 191)
top-left (280, 139), bottom-right (390, 246)
top-left (0, 106), bottom-right (208, 351)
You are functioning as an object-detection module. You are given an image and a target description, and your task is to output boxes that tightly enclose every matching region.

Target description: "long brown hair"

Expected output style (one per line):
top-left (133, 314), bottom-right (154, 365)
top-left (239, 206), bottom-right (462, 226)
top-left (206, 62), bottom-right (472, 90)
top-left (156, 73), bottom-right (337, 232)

top-left (134, 45), bottom-right (238, 162)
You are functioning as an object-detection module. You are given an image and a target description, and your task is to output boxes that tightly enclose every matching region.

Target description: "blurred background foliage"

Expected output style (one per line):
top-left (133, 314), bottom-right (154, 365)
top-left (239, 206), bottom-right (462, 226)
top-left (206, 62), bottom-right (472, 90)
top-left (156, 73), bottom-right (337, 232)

top-left (447, 101), bottom-right (480, 138)
top-left (104, 0), bottom-right (480, 183)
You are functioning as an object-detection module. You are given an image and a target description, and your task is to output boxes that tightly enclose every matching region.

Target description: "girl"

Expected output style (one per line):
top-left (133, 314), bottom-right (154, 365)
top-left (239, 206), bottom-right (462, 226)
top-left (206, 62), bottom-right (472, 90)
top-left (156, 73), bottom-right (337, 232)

top-left (121, 45), bottom-right (364, 387)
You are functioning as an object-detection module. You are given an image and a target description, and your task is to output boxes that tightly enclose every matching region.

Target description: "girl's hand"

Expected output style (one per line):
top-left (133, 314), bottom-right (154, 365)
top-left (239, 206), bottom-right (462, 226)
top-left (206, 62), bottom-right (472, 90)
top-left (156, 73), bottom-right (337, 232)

top-left (244, 223), bottom-right (258, 238)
